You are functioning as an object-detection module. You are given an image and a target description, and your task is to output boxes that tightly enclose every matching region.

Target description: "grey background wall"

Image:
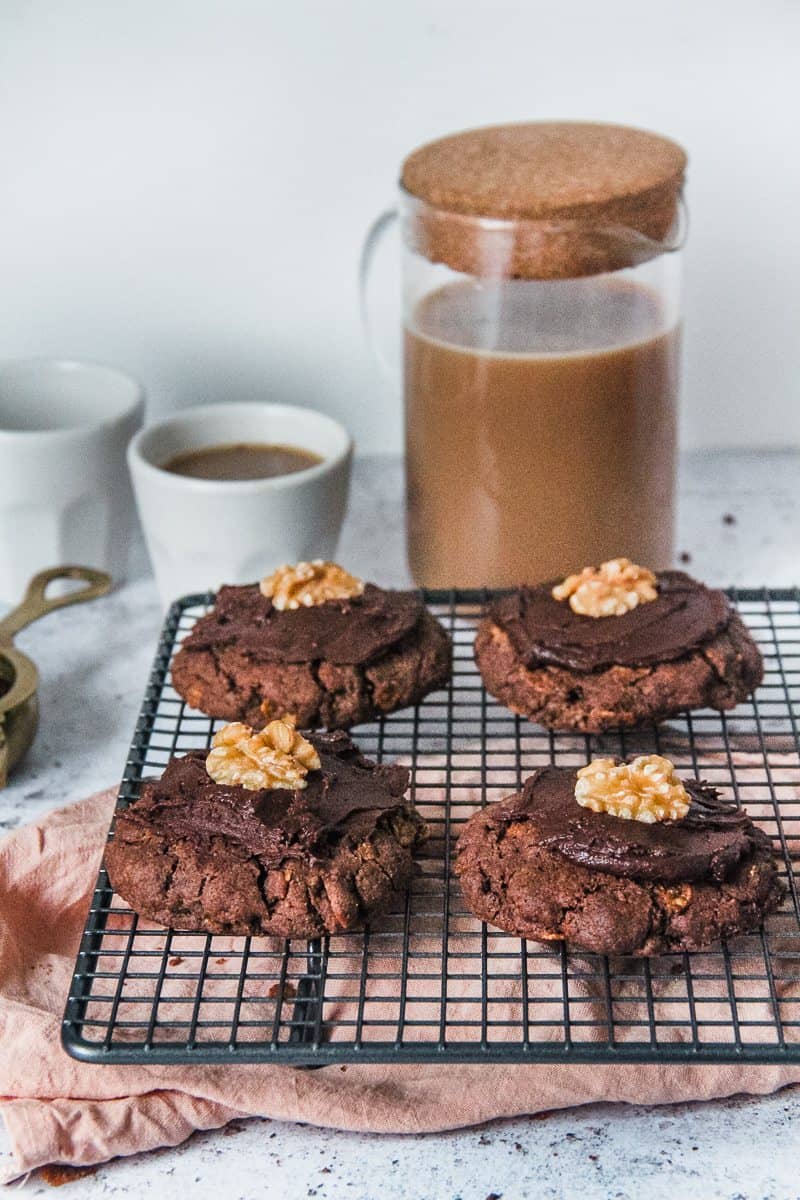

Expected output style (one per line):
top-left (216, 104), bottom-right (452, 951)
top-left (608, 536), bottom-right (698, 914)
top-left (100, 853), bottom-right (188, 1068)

top-left (0, 0), bottom-right (797, 454)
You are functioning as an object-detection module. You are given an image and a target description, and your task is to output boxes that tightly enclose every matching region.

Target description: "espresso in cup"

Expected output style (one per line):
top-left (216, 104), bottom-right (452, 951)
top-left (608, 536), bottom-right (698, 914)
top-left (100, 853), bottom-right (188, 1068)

top-left (128, 403), bottom-right (353, 606)
top-left (163, 442), bottom-right (323, 481)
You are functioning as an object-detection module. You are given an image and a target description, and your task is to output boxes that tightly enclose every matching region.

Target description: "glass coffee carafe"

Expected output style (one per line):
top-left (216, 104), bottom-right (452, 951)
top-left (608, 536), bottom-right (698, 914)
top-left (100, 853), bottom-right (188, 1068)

top-left (362, 122), bottom-right (687, 589)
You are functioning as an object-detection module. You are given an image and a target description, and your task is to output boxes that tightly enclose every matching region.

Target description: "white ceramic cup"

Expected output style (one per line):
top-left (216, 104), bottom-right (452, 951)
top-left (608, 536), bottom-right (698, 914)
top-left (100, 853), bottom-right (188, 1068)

top-left (128, 402), bottom-right (353, 607)
top-left (0, 359), bottom-right (145, 603)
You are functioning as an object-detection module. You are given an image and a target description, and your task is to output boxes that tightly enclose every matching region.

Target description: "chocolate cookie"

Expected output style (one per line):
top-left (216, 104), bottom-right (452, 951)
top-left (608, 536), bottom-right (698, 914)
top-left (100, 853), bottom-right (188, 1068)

top-left (171, 583), bottom-right (452, 729)
top-left (105, 731), bottom-right (427, 938)
top-left (475, 571), bottom-right (763, 732)
top-left (455, 766), bottom-right (783, 956)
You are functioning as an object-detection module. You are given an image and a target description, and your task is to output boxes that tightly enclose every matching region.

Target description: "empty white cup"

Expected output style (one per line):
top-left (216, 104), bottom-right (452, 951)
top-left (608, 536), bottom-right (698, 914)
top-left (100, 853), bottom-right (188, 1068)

top-left (0, 359), bottom-right (145, 603)
top-left (128, 402), bottom-right (353, 607)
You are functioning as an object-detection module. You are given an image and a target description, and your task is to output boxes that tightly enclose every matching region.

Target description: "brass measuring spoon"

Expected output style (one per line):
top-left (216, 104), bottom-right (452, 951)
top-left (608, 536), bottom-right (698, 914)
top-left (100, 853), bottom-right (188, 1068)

top-left (0, 566), bottom-right (112, 787)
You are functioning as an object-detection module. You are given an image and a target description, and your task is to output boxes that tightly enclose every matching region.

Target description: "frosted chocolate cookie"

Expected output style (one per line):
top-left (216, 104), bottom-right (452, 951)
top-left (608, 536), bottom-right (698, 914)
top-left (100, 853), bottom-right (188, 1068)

top-left (105, 718), bottom-right (427, 938)
top-left (171, 561), bottom-right (452, 729)
top-left (455, 755), bottom-right (782, 956)
top-left (474, 559), bottom-right (763, 732)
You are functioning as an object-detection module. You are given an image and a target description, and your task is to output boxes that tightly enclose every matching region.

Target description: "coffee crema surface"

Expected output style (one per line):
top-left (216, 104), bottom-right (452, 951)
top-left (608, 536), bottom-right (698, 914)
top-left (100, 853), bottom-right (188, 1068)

top-left (405, 277), bottom-right (680, 588)
top-left (163, 442), bottom-right (323, 482)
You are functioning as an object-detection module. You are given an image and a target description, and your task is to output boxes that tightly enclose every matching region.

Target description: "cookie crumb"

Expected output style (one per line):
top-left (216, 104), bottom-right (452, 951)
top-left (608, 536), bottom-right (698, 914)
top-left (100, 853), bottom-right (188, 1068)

top-left (268, 980), bottom-right (298, 1001)
top-left (168, 955), bottom-right (184, 966)
top-left (39, 1164), bottom-right (98, 1187)
top-left (222, 1120), bottom-right (248, 1136)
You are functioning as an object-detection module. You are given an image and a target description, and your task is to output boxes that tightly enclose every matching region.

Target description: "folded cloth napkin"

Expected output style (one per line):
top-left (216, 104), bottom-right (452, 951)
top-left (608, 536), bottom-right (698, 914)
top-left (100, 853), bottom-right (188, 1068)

top-left (2, 784), bottom-right (800, 1181)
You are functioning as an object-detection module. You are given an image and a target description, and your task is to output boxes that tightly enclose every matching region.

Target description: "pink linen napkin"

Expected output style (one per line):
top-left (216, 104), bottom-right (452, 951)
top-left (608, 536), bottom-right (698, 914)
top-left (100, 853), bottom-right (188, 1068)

top-left (1, 783), bottom-right (799, 1181)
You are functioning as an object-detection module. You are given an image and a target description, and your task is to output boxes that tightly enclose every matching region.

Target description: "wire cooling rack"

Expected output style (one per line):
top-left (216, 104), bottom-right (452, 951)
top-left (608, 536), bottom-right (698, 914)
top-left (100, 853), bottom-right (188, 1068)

top-left (62, 589), bottom-right (800, 1065)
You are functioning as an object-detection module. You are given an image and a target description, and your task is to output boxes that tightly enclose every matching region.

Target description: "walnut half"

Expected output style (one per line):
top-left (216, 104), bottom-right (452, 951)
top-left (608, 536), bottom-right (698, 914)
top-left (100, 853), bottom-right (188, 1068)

top-left (206, 717), bottom-right (321, 791)
top-left (260, 560), bottom-right (365, 610)
top-left (575, 755), bottom-right (691, 824)
top-left (552, 557), bottom-right (658, 617)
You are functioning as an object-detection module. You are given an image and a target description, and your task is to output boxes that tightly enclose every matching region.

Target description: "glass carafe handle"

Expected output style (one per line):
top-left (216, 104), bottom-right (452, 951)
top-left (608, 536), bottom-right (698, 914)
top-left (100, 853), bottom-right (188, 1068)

top-left (358, 207), bottom-right (399, 381)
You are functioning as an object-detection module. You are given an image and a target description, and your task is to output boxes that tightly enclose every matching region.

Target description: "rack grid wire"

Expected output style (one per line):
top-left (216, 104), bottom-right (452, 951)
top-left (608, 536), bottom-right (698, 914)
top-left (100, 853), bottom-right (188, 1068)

top-left (62, 588), bottom-right (800, 1065)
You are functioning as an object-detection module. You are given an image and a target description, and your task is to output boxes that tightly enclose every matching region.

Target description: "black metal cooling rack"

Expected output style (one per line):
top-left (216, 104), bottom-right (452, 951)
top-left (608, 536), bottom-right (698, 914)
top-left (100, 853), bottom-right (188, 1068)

top-left (62, 589), bottom-right (800, 1066)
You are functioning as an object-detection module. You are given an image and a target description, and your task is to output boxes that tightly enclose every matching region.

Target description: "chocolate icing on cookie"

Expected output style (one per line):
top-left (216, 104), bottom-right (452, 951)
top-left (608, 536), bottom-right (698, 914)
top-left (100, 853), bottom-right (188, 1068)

top-left (490, 571), bottom-right (732, 673)
top-left (119, 732), bottom-right (412, 869)
top-left (181, 583), bottom-right (424, 666)
top-left (496, 765), bottom-right (767, 883)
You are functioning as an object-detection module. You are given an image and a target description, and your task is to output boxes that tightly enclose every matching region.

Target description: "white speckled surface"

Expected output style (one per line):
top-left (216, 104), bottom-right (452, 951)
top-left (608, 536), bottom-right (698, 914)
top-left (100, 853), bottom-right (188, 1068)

top-left (1, 450), bottom-right (799, 1199)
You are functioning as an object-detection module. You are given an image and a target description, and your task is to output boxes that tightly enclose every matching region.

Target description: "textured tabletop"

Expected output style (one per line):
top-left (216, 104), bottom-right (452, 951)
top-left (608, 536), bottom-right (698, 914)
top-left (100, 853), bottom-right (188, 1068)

top-left (1, 450), bottom-right (799, 1199)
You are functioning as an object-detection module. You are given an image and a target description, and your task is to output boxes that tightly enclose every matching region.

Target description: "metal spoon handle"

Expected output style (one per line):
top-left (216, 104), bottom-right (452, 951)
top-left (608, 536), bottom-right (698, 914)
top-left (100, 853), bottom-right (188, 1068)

top-left (0, 566), bottom-right (112, 642)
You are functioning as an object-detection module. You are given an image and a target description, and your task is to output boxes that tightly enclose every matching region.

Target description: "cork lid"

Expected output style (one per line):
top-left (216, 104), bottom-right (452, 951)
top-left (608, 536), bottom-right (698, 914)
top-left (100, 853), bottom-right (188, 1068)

top-left (400, 122), bottom-right (687, 279)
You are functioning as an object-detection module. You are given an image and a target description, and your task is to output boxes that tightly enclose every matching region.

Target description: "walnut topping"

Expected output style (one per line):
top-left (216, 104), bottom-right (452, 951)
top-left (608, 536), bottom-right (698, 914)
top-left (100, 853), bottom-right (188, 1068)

top-left (575, 755), bottom-right (691, 824)
top-left (260, 560), bottom-right (365, 610)
top-left (552, 557), bottom-right (658, 617)
top-left (656, 883), bottom-right (693, 912)
top-left (206, 716), bottom-right (321, 791)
